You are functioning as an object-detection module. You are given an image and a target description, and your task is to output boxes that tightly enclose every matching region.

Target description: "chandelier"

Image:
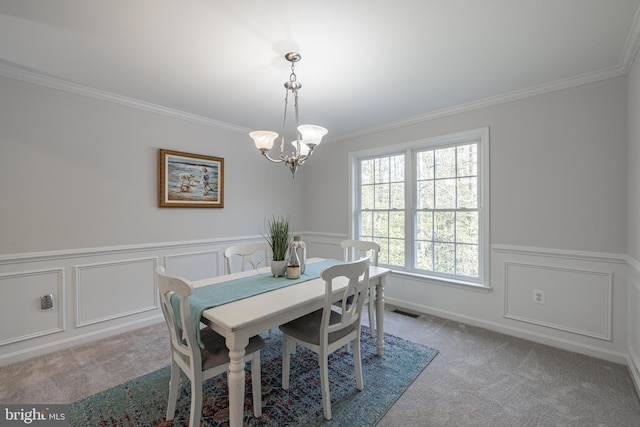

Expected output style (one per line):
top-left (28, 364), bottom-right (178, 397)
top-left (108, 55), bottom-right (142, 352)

top-left (249, 52), bottom-right (327, 178)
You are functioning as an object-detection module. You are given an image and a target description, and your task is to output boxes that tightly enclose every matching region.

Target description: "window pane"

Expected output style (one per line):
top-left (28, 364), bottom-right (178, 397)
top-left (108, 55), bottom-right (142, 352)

top-left (416, 211), bottom-right (433, 240)
top-left (375, 183), bottom-right (390, 209)
top-left (390, 182), bottom-right (404, 209)
top-left (416, 241), bottom-right (433, 270)
top-left (434, 242), bottom-right (455, 273)
top-left (456, 244), bottom-right (479, 277)
top-left (456, 211), bottom-right (478, 244)
top-left (417, 180), bottom-right (434, 209)
top-left (434, 211), bottom-right (455, 242)
top-left (361, 184), bottom-right (374, 209)
top-left (373, 211), bottom-right (389, 237)
top-left (360, 211), bottom-right (373, 237)
top-left (417, 151), bottom-right (434, 180)
top-left (435, 178), bottom-right (456, 209)
top-left (435, 147), bottom-right (456, 179)
top-left (377, 237), bottom-right (389, 265)
top-left (390, 155), bottom-right (405, 182)
top-left (389, 211), bottom-right (405, 238)
top-left (457, 144), bottom-right (477, 177)
top-left (361, 159), bottom-right (375, 184)
top-left (355, 134), bottom-right (483, 281)
top-left (375, 158), bottom-right (389, 183)
top-left (457, 177), bottom-right (477, 209)
top-left (389, 238), bottom-right (405, 266)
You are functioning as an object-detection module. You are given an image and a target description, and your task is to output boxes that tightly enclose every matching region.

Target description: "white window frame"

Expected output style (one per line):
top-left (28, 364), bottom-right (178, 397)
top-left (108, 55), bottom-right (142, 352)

top-left (348, 127), bottom-right (490, 289)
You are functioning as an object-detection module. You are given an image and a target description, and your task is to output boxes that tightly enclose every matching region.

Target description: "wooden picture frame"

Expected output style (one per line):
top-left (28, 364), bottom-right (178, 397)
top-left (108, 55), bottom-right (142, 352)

top-left (158, 149), bottom-right (224, 208)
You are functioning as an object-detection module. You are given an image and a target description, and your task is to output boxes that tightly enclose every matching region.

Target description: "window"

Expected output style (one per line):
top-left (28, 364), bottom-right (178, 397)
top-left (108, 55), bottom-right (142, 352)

top-left (350, 128), bottom-right (489, 286)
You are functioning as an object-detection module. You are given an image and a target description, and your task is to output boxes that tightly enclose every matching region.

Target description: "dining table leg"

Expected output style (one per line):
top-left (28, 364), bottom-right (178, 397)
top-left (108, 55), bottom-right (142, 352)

top-left (226, 334), bottom-right (249, 427)
top-left (375, 275), bottom-right (386, 356)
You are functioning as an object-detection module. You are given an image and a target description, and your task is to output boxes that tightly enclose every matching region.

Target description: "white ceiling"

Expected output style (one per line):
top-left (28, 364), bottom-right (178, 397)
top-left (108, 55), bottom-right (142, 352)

top-left (1, 0), bottom-right (640, 142)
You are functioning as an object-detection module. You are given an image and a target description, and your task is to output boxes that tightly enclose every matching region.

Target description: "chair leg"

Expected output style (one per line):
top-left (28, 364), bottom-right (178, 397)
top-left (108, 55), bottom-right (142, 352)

top-left (190, 371), bottom-right (203, 427)
top-left (165, 360), bottom-right (181, 421)
top-left (251, 352), bottom-right (262, 417)
top-left (282, 335), bottom-right (291, 389)
top-left (319, 353), bottom-right (332, 420)
top-left (368, 290), bottom-right (377, 336)
top-left (353, 336), bottom-right (364, 390)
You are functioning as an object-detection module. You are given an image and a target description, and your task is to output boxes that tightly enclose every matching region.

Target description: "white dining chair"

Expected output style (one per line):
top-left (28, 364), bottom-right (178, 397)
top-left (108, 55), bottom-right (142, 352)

top-left (341, 239), bottom-right (380, 336)
top-left (224, 242), bottom-right (274, 338)
top-left (156, 266), bottom-right (264, 426)
top-left (224, 242), bottom-right (272, 274)
top-left (279, 258), bottom-right (370, 421)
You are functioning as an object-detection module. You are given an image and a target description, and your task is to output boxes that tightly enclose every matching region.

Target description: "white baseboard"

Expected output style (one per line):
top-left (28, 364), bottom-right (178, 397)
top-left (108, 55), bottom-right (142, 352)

top-left (386, 296), bottom-right (629, 365)
top-left (628, 345), bottom-right (640, 399)
top-left (0, 315), bottom-right (163, 367)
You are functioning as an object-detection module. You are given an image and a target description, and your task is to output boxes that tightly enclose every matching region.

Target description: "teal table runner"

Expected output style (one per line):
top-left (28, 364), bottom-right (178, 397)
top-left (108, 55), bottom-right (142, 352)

top-left (171, 259), bottom-right (341, 347)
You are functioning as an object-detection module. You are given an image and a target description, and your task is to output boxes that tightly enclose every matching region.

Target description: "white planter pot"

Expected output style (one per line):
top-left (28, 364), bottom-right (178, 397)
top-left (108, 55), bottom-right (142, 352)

top-left (271, 260), bottom-right (287, 277)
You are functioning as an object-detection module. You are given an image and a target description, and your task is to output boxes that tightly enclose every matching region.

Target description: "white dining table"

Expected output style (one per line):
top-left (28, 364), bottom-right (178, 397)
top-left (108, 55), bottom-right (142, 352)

top-left (191, 257), bottom-right (390, 427)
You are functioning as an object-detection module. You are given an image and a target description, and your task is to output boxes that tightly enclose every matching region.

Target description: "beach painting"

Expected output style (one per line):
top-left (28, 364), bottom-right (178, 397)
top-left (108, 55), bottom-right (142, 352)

top-left (159, 149), bottom-right (224, 208)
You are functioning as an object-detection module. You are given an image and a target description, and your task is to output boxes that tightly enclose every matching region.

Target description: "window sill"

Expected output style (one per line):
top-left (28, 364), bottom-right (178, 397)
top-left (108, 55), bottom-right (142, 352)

top-left (387, 269), bottom-right (492, 293)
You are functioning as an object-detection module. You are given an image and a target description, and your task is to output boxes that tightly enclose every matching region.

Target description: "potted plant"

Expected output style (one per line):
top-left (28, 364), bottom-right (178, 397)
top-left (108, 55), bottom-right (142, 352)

top-left (262, 215), bottom-right (292, 277)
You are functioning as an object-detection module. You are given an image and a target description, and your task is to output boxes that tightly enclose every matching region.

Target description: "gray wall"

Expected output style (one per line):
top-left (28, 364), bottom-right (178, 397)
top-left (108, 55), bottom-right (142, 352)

top-left (303, 77), bottom-right (628, 254)
top-left (627, 49), bottom-right (640, 391)
top-left (0, 62), bottom-right (638, 392)
top-left (303, 76), bottom-right (633, 368)
top-left (0, 76), bottom-right (305, 255)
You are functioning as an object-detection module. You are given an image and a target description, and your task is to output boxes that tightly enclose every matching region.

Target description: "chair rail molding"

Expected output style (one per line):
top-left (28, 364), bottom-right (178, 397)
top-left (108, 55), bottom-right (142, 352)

top-left (0, 236), bottom-right (636, 379)
top-left (0, 237), bottom-right (261, 367)
top-left (491, 244), bottom-right (627, 264)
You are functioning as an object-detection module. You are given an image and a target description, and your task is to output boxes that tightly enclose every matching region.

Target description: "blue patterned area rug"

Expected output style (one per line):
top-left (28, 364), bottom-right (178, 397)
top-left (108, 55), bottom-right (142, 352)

top-left (69, 327), bottom-right (438, 426)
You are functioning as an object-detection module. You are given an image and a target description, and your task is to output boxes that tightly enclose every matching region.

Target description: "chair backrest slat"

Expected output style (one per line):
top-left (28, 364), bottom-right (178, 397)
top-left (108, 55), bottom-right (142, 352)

top-left (156, 267), bottom-right (200, 366)
top-left (224, 242), bottom-right (272, 274)
top-left (321, 258), bottom-right (370, 341)
top-left (341, 239), bottom-right (380, 267)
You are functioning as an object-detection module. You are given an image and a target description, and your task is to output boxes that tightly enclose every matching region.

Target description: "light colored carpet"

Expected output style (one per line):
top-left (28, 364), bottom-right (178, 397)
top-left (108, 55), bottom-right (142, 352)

top-left (1, 306), bottom-right (639, 426)
top-left (68, 327), bottom-right (437, 426)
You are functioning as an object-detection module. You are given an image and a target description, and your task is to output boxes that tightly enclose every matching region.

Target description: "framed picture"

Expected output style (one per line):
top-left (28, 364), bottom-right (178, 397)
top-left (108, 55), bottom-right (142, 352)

top-left (158, 149), bottom-right (224, 208)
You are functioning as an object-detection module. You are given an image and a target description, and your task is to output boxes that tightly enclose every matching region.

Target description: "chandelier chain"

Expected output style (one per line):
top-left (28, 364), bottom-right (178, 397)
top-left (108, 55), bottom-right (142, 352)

top-left (249, 52), bottom-right (327, 178)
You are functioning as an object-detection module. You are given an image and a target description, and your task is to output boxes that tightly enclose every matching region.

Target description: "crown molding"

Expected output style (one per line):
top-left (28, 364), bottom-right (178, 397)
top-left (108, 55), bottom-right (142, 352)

top-left (329, 64), bottom-right (629, 143)
top-left (1, 19), bottom-right (639, 145)
top-left (0, 60), bottom-right (251, 134)
top-left (620, 3), bottom-right (640, 74)
top-left (329, 8), bottom-right (640, 144)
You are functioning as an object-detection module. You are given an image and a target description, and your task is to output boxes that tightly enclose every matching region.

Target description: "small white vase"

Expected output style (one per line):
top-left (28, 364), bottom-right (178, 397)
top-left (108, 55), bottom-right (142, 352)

top-left (271, 260), bottom-right (287, 277)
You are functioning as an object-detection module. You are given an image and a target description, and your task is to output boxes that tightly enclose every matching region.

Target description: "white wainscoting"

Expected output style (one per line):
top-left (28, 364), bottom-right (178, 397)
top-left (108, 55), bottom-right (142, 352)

top-left (165, 250), bottom-right (221, 281)
top-left (503, 261), bottom-right (612, 341)
top-left (305, 234), bottom-right (631, 364)
top-left (493, 246), bottom-right (627, 360)
top-left (75, 257), bottom-right (158, 327)
top-left (626, 258), bottom-right (640, 397)
top-left (0, 235), bottom-right (636, 382)
top-left (0, 237), bottom-right (257, 367)
top-left (302, 232), bottom-right (346, 261)
top-left (0, 268), bottom-right (65, 346)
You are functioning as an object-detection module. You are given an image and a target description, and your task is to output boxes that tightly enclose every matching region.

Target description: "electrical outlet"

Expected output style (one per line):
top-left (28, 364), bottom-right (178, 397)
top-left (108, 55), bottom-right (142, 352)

top-left (40, 294), bottom-right (54, 310)
top-left (532, 289), bottom-right (545, 305)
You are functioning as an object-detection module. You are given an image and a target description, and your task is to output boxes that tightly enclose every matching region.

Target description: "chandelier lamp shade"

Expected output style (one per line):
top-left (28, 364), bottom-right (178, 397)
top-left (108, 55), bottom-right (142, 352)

top-left (249, 52), bottom-right (328, 178)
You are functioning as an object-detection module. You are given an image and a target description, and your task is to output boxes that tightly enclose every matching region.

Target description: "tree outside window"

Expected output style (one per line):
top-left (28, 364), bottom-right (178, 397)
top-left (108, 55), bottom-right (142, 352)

top-left (353, 129), bottom-right (489, 286)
